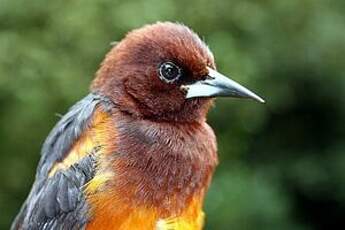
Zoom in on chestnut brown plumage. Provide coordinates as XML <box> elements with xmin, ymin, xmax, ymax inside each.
<box><xmin>92</xmin><ymin>22</ymin><xmax>216</xmax><ymax>122</ymax></box>
<box><xmin>12</xmin><ymin>22</ymin><xmax>264</xmax><ymax>230</ymax></box>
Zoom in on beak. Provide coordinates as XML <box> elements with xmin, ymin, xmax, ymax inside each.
<box><xmin>183</xmin><ymin>67</ymin><xmax>265</xmax><ymax>103</ymax></box>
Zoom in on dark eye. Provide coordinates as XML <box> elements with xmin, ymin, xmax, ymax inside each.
<box><xmin>158</xmin><ymin>62</ymin><xmax>182</xmax><ymax>83</ymax></box>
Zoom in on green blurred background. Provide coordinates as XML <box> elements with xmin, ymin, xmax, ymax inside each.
<box><xmin>1</xmin><ymin>0</ymin><xmax>344</xmax><ymax>229</ymax></box>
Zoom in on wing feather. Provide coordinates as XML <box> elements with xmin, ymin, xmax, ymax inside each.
<box><xmin>11</xmin><ymin>93</ymin><xmax>113</xmax><ymax>230</ymax></box>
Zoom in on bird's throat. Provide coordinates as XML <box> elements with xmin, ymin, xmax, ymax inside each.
<box><xmin>86</xmin><ymin>111</ymin><xmax>218</xmax><ymax>229</ymax></box>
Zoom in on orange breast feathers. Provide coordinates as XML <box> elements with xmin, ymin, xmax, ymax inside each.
<box><xmin>83</xmin><ymin>117</ymin><xmax>217</xmax><ymax>230</ymax></box>
<box><xmin>85</xmin><ymin>193</ymin><xmax>206</xmax><ymax>230</ymax></box>
<box><xmin>85</xmin><ymin>159</ymin><xmax>208</xmax><ymax>230</ymax></box>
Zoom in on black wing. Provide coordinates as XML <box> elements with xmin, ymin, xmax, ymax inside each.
<box><xmin>11</xmin><ymin>93</ymin><xmax>112</xmax><ymax>230</ymax></box>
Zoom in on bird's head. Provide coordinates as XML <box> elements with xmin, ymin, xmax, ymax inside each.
<box><xmin>92</xmin><ymin>22</ymin><xmax>264</xmax><ymax>122</ymax></box>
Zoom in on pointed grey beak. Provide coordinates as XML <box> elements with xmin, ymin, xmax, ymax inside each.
<box><xmin>183</xmin><ymin>67</ymin><xmax>265</xmax><ymax>103</ymax></box>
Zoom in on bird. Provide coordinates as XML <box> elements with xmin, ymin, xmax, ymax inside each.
<box><xmin>11</xmin><ymin>22</ymin><xmax>264</xmax><ymax>230</ymax></box>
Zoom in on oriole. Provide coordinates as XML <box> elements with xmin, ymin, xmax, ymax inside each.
<box><xmin>12</xmin><ymin>22</ymin><xmax>264</xmax><ymax>230</ymax></box>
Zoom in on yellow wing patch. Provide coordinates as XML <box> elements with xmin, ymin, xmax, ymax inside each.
<box><xmin>48</xmin><ymin>109</ymin><xmax>114</xmax><ymax>177</ymax></box>
<box><xmin>84</xmin><ymin>171</ymin><xmax>113</xmax><ymax>194</ymax></box>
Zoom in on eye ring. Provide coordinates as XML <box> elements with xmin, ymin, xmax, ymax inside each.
<box><xmin>158</xmin><ymin>61</ymin><xmax>182</xmax><ymax>83</ymax></box>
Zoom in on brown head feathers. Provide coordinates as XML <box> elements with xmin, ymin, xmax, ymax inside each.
<box><xmin>91</xmin><ymin>22</ymin><xmax>215</xmax><ymax>123</ymax></box>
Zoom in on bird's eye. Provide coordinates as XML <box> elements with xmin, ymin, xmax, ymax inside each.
<box><xmin>158</xmin><ymin>62</ymin><xmax>182</xmax><ymax>83</ymax></box>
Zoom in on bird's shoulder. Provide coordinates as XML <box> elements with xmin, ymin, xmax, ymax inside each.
<box><xmin>37</xmin><ymin>93</ymin><xmax>115</xmax><ymax>178</ymax></box>
<box><xmin>11</xmin><ymin>93</ymin><xmax>116</xmax><ymax>230</ymax></box>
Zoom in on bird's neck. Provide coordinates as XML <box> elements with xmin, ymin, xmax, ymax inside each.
<box><xmin>114</xmin><ymin>112</ymin><xmax>218</xmax><ymax>214</ymax></box>
<box><xmin>85</xmin><ymin>111</ymin><xmax>218</xmax><ymax>229</ymax></box>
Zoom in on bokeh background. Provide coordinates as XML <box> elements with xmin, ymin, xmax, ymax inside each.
<box><xmin>1</xmin><ymin>0</ymin><xmax>344</xmax><ymax>229</ymax></box>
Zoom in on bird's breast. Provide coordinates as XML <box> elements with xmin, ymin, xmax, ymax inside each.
<box><xmin>86</xmin><ymin>112</ymin><xmax>218</xmax><ymax>229</ymax></box>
